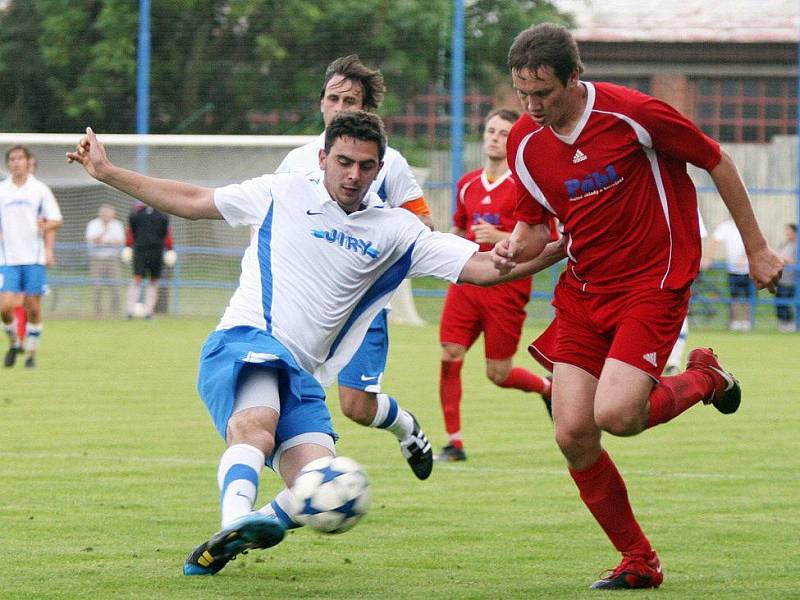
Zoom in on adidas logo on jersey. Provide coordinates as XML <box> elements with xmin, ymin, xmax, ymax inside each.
<box><xmin>572</xmin><ymin>149</ymin><xmax>588</xmax><ymax>164</ymax></box>
<box><xmin>481</xmin><ymin>196</ymin><xmax>492</xmax><ymax>205</ymax></box>
<box><xmin>642</xmin><ymin>352</ymin><xmax>658</xmax><ymax>367</ymax></box>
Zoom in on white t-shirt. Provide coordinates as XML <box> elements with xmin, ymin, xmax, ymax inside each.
<box><xmin>712</xmin><ymin>220</ymin><xmax>748</xmax><ymax>275</ymax></box>
<box><xmin>0</xmin><ymin>175</ymin><xmax>62</xmax><ymax>266</ymax></box>
<box><xmin>213</xmin><ymin>173</ymin><xmax>476</xmax><ymax>386</ymax></box>
<box><xmin>85</xmin><ymin>217</ymin><xmax>126</xmax><ymax>258</ymax></box>
<box><xmin>276</xmin><ymin>133</ymin><xmax>424</xmax><ymax>208</ymax></box>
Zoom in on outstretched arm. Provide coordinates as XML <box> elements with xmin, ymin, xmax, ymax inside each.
<box><xmin>459</xmin><ymin>237</ymin><xmax>566</xmax><ymax>286</ymax></box>
<box><xmin>710</xmin><ymin>150</ymin><xmax>783</xmax><ymax>292</ymax></box>
<box><xmin>67</xmin><ymin>128</ymin><xmax>222</xmax><ymax>221</ymax></box>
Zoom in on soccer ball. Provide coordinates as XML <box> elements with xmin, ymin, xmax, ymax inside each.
<box><xmin>290</xmin><ymin>455</ymin><xmax>370</xmax><ymax>534</ymax></box>
<box><xmin>131</xmin><ymin>302</ymin><xmax>148</xmax><ymax>318</ymax></box>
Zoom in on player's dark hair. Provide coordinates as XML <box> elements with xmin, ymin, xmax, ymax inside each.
<box><xmin>324</xmin><ymin>111</ymin><xmax>386</xmax><ymax>160</ymax></box>
<box><xmin>5</xmin><ymin>144</ymin><xmax>32</xmax><ymax>163</ymax></box>
<box><xmin>789</xmin><ymin>223</ymin><xmax>797</xmax><ymax>233</ymax></box>
<box><xmin>486</xmin><ymin>108</ymin><xmax>520</xmax><ymax>125</ymax></box>
<box><xmin>508</xmin><ymin>23</ymin><xmax>584</xmax><ymax>86</ymax></box>
<box><xmin>320</xmin><ymin>54</ymin><xmax>386</xmax><ymax>112</ymax></box>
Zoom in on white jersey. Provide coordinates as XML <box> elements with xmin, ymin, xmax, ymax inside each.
<box><xmin>85</xmin><ymin>217</ymin><xmax>126</xmax><ymax>259</ymax></box>
<box><xmin>712</xmin><ymin>220</ymin><xmax>748</xmax><ymax>275</ymax></box>
<box><xmin>276</xmin><ymin>133</ymin><xmax>424</xmax><ymax>208</ymax></box>
<box><xmin>0</xmin><ymin>174</ymin><xmax>62</xmax><ymax>266</ymax></box>
<box><xmin>214</xmin><ymin>173</ymin><xmax>476</xmax><ymax>386</ymax></box>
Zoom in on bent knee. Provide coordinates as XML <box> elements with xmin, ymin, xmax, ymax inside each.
<box><xmin>594</xmin><ymin>405</ymin><xmax>643</xmax><ymax>437</ymax></box>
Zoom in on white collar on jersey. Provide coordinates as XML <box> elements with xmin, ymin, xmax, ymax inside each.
<box><xmin>551</xmin><ymin>81</ymin><xmax>596</xmax><ymax>146</ymax></box>
<box><xmin>314</xmin><ymin>178</ymin><xmax>383</xmax><ymax>213</ymax></box>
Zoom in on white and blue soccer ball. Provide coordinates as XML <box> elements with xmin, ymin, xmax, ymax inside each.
<box><xmin>290</xmin><ymin>455</ymin><xmax>370</xmax><ymax>534</ymax></box>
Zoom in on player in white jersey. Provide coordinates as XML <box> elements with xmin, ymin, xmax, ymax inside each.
<box><xmin>69</xmin><ymin>112</ymin><xmax>564</xmax><ymax>576</ymax></box>
<box><xmin>276</xmin><ymin>55</ymin><xmax>437</xmax><ymax>480</ymax></box>
<box><xmin>1</xmin><ymin>145</ymin><xmax>63</xmax><ymax>369</ymax></box>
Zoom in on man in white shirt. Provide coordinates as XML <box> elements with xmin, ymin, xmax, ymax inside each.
<box><xmin>85</xmin><ymin>203</ymin><xmax>126</xmax><ymax>315</ymax></box>
<box><xmin>1</xmin><ymin>145</ymin><xmax>63</xmax><ymax>368</ymax></box>
<box><xmin>69</xmin><ymin>112</ymin><xmax>564</xmax><ymax>576</ymax></box>
<box><xmin>277</xmin><ymin>55</ymin><xmax>437</xmax><ymax>480</ymax></box>
<box><xmin>706</xmin><ymin>219</ymin><xmax>752</xmax><ymax>331</ymax></box>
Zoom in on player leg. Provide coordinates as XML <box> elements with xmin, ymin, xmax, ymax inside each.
<box><xmin>482</xmin><ymin>287</ymin><xmax>551</xmax><ymax>418</ymax></box>
<box><xmin>143</xmin><ymin>249</ymin><xmax>163</xmax><ymax>318</ymax></box>
<box><xmin>184</xmin><ymin>363</ymin><xmax>287</xmax><ymax>576</ymax></box>
<box><xmin>18</xmin><ymin>265</ymin><xmax>47</xmax><ymax>368</ymax></box>
<box><xmin>338</xmin><ymin>310</ymin><xmax>432</xmax><ymax>480</ymax></box>
<box><xmin>437</xmin><ymin>343</ymin><xmax>469</xmax><ymax>461</ymax></box>
<box><xmin>1</xmin><ymin>267</ymin><xmax>23</xmax><ymax>367</ymax></box>
<box><xmin>548</xmin><ymin>285</ymin><xmax>661</xmax><ymax>589</ymax></box>
<box><xmin>437</xmin><ymin>284</ymin><xmax>480</xmax><ymax>461</ymax></box>
<box><xmin>256</xmin><ymin>371</ymin><xmax>339</xmax><ymax>531</ymax></box>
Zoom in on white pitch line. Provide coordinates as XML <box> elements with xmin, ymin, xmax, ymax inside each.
<box><xmin>0</xmin><ymin>451</ymin><xmax>797</xmax><ymax>481</ymax></box>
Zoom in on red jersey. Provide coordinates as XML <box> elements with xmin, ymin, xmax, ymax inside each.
<box><xmin>454</xmin><ymin>168</ymin><xmax>531</xmax><ymax>294</ymax></box>
<box><xmin>454</xmin><ymin>168</ymin><xmax>519</xmax><ymax>252</ymax></box>
<box><xmin>509</xmin><ymin>81</ymin><xmax>721</xmax><ymax>293</ymax></box>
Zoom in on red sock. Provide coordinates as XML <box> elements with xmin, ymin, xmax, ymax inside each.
<box><xmin>15</xmin><ymin>306</ymin><xmax>26</xmax><ymax>341</ymax></box>
<box><xmin>646</xmin><ymin>370</ymin><xmax>715</xmax><ymax>429</ymax></box>
<box><xmin>569</xmin><ymin>450</ymin><xmax>652</xmax><ymax>557</ymax></box>
<box><xmin>498</xmin><ymin>367</ymin><xmax>548</xmax><ymax>394</ymax></box>
<box><xmin>440</xmin><ymin>360</ymin><xmax>463</xmax><ymax>447</ymax></box>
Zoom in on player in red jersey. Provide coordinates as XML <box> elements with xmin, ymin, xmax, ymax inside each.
<box><xmin>493</xmin><ymin>24</ymin><xmax>784</xmax><ymax>590</ymax></box>
<box><xmin>436</xmin><ymin>109</ymin><xmax>553</xmax><ymax>462</ymax></box>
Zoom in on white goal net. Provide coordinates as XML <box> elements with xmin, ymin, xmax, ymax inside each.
<box><xmin>0</xmin><ymin>133</ymin><xmax>428</xmax><ymax>322</ymax></box>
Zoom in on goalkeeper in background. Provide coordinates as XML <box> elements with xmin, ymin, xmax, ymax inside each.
<box><xmin>125</xmin><ymin>201</ymin><xmax>173</xmax><ymax>319</ymax></box>
<box><xmin>276</xmin><ymin>55</ymin><xmax>435</xmax><ymax>480</ymax></box>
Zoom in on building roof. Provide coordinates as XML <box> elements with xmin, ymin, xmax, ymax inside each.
<box><xmin>554</xmin><ymin>0</ymin><xmax>800</xmax><ymax>42</ymax></box>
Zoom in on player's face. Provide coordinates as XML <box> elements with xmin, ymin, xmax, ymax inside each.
<box><xmin>6</xmin><ymin>149</ymin><xmax>31</xmax><ymax>178</ymax></box>
<box><xmin>319</xmin><ymin>137</ymin><xmax>383</xmax><ymax>213</ymax></box>
<box><xmin>483</xmin><ymin>115</ymin><xmax>514</xmax><ymax>161</ymax></box>
<box><xmin>321</xmin><ymin>75</ymin><xmax>365</xmax><ymax>127</ymax></box>
<box><xmin>512</xmin><ymin>66</ymin><xmax>580</xmax><ymax>129</ymax></box>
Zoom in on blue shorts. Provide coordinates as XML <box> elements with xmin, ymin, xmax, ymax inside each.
<box><xmin>1</xmin><ymin>264</ymin><xmax>47</xmax><ymax>295</ymax></box>
<box><xmin>197</xmin><ymin>326</ymin><xmax>337</xmax><ymax>465</ymax></box>
<box><xmin>727</xmin><ymin>273</ymin><xmax>753</xmax><ymax>299</ymax></box>
<box><xmin>338</xmin><ymin>309</ymin><xmax>389</xmax><ymax>392</ymax></box>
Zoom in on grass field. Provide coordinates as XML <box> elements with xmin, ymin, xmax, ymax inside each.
<box><xmin>2</xmin><ymin>317</ymin><xmax>798</xmax><ymax>599</ymax></box>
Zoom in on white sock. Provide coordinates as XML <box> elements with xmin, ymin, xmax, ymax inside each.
<box><xmin>217</xmin><ymin>443</ymin><xmax>265</xmax><ymax>528</ymax></box>
<box><xmin>370</xmin><ymin>393</ymin><xmax>414</xmax><ymax>441</ymax></box>
<box><xmin>24</xmin><ymin>323</ymin><xmax>42</xmax><ymax>353</ymax></box>
<box><xmin>144</xmin><ymin>284</ymin><xmax>158</xmax><ymax>315</ymax></box>
<box><xmin>257</xmin><ymin>488</ymin><xmax>302</xmax><ymax>530</ymax></box>
<box><xmin>4</xmin><ymin>319</ymin><xmax>19</xmax><ymax>347</ymax></box>
<box><xmin>127</xmin><ymin>283</ymin><xmax>141</xmax><ymax>314</ymax></box>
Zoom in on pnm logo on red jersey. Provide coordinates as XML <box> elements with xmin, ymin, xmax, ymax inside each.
<box><xmin>564</xmin><ymin>165</ymin><xmax>622</xmax><ymax>200</ymax></box>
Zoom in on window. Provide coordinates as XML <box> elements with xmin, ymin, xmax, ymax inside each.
<box><xmin>692</xmin><ymin>78</ymin><xmax>797</xmax><ymax>142</ymax></box>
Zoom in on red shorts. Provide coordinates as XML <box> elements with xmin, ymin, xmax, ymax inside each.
<box><xmin>439</xmin><ymin>281</ymin><xmax>530</xmax><ymax>360</ymax></box>
<box><xmin>528</xmin><ymin>282</ymin><xmax>689</xmax><ymax>379</ymax></box>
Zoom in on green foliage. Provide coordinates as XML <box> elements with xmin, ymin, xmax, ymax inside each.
<box><xmin>1</xmin><ymin>318</ymin><xmax>798</xmax><ymax>598</ymax></box>
<box><xmin>0</xmin><ymin>0</ymin><xmax>568</xmax><ymax>134</ymax></box>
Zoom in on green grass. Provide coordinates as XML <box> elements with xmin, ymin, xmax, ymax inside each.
<box><xmin>1</xmin><ymin>317</ymin><xmax>798</xmax><ymax>599</ymax></box>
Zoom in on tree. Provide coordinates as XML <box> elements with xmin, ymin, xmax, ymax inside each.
<box><xmin>0</xmin><ymin>0</ymin><xmax>569</xmax><ymax>134</ymax></box>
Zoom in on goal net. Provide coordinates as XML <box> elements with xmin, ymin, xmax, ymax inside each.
<box><xmin>0</xmin><ymin>133</ymin><xmax>429</xmax><ymax>322</ymax></box>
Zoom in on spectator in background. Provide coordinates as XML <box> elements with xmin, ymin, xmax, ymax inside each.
<box><xmin>85</xmin><ymin>203</ymin><xmax>125</xmax><ymax>315</ymax></box>
<box><xmin>776</xmin><ymin>223</ymin><xmax>796</xmax><ymax>332</ymax></box>
<box><xmin>705</xmin><ymin>219</ymin><xmax>752</xmax><ymax>331</ymax></box>
<box><xmin>126</xmin><ymin>201</ymin><xmax>172</xmax><ymax>319</ymax></box>
<box><xmin>436</xmin><ymin>108</ymin><xmax>553</xmax><ymax>463</ymax></box>
<box><xmin>0</xmin><ymin>144</ymin><xmax>63</xmax><ymax>368</ymax></box>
